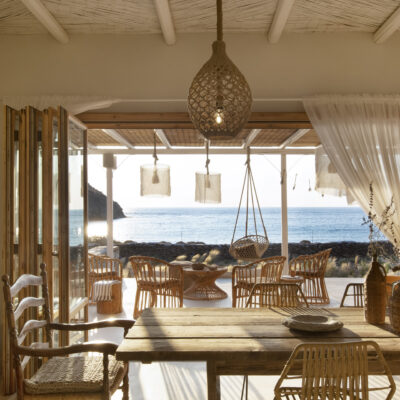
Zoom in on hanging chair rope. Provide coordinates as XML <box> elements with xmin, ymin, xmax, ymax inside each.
<box><xmin>230</xmin><ymin>147</ymin><xmax>269</xmax><ymax>259</ymax></box>
<box><xmin>231</xmin><ymin>164</ymin><xmax>248</xmax><ymax>247</ymax></box>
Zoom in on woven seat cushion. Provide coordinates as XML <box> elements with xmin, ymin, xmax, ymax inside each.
<box><xmin>24</xmin><ymin>356</ymin><xmax>124</xmax><ymax>395</ymax></box>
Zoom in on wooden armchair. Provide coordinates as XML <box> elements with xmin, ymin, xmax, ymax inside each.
<box><xmin>232</xmin><ymin>256</ymin><xmax>286</xmax><ymax>308</ymax></box>
<box><xmin>2</xmin><ymin>264</ymin><xmax>135</xmax><ymax>400</ymax></box>
<box><xmin>289</xmin><ymin>248</ymin><xmax>331</xmax><ymax>304</ymax></box>
<box><xmin>274</xmin><ymin>341</ymin><xmax>396</xmax><ymax>400</ymax></box>
<box><xmin>88</xmin><ymin>254</ymin><xmax>123</xmax><ymax>313</ymax></box>
<box><xmin>129</xmin><ymin>256</ymin><xmax>183</xmax><ymax>319</ymax></box>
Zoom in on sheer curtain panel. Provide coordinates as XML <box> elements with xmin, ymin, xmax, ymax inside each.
<box><xmin>304</xmin><ymin>95</ymin><xmax>400</xmax><ymax>247</ymax></box>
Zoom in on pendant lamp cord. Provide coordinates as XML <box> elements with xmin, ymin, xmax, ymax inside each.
<box><xmin>153</xmin><ymin>132</ymin><xmax>158</xmax><ymax>166</ymax></box>
<box><xmin>205</xmin><ymin>140</ymin><xmax>210</xmax><ymax>176</ymax></box>
<box><xmin>217</xmin><ymin>0</ymin><xmax>223</xmax><ymax>41</ymax></box>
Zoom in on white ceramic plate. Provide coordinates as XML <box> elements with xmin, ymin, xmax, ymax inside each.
<box><xmin>283</xmin><ymin>314</ymin><xmax>343</xmax><ymax>332</ymax></box>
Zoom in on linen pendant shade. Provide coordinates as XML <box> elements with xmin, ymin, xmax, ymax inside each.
<box><xmin>195</xmin><ymin>140</ymin><xmax>221</xmax><ymax>203</ymax></box>
<box><xmin>140</xmin><ymin>133</ymin><xmax>171</xmax><ymax>197</ymax></box>
<box><xmin>187</xmin><ymin>0</ymin><xmax>252</xmax><ymax>140</ymax></box>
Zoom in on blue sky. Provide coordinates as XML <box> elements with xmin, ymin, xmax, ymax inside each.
<box><xmin>88</xmin><ymin>154</ymin><xmax>350</xmax><ymax>209</ymax></box>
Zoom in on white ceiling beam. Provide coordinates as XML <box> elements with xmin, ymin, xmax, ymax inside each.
<box><xmin>279</xmin><ymin>128</ymin><xmax>310</xmax><ymax>149</ymax></box>
<box><xmin>154</xmin><ymin>129</ymin><xmax>172</xmax><ymax>148</ymax></box>
<box><xmin>243</xmin><ymin>129</ymin><xmax>262</xmax><ymax>148</ymax></box>
<box><xmin>153</xmin><ymin>0</ymin><xmax>176</xmax><ymax>45</ymax></box>
<box><xmin>268</xmin><ymin>0</ymin><xmax>296</xmax><ymax>44</ymax></box>
<box><xmin>20</xmin><ymin>0</ymin><xmax>69</xmax><ymax>44</ymax></box>
<box><xmin>102</xmin><ymin>129</ymin><xmax>135</xmax><ymax>149</ymax></box>
<box><xmin>374</xmin><ymin>6</ymin><xmax>400</xmax><ymax>44</ymax></box>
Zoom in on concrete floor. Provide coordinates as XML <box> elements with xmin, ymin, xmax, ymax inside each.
<box><xmin>85</xmin><ymin>277</ymin><xmax>399</xmax><ymax>399</ymax></box>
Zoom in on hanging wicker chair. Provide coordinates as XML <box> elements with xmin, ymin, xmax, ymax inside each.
<box><xmin>230</xmin><ymin>149</ymin><xmax>269</xmax><ymax>261</ymax></box>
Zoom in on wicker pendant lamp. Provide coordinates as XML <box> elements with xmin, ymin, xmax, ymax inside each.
<box><xmin>188</xmin><ymin>0</ymin><xmax>252</xmax><ymax>140</ymax></box>
<box><xmin>195</xmin><ymin>140</ymin><xmax>221</xmax><ymax>204</ymax></box>
<box><xmin>140</xmin><ymin>133</ymin><xmax>171</xmax><ymax>197</ymax></box>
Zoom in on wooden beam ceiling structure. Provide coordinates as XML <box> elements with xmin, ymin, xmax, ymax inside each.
<box><xmin>102</xmin><ymin>128</ymin><xmax>135</xmax><ymax>149</ymax></box>
<box><xmin>19</xmin><ymin>0</ymin><xmax>69</xmax><ymax>43</ymax></box>
<box><xmin>374</xmin><ymin>4</ymin><xmax>400</xmax><ymax>43</ymax></box>
<box><xmin>279</xmin><ymin>128</ymin><xmax>310</xmax><ymax>149</ymax></box>
<box><xmin>153</xmin><ymin>0</ymin><xmax>176</xmax><ymax>45</ymax></box>
<box><xmin>268</xmin><ymin>0</ymin><xmax>296</xmax><ymax>44</ymax></box>
<box><xmin>78</xmin><ymin>112</ymin><xmax>312</xmax><ymax>130</ymax></box>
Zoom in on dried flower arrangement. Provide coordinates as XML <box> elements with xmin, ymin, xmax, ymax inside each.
<box><xmin>363</xmin><ymin>183</ymin><xmax>400</xmax><ymax>268</ymax></box>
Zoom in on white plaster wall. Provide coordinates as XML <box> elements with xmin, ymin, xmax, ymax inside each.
<box><xmin>0</xmin><ymin>32</ymin><xmax>399</xmax><ymax>112</ymax></box>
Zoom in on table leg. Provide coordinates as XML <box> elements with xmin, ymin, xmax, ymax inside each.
<box><xmin>207</xmin><ymin>361</ymin><xmax>221</xmax><ymax>400</ymax></box>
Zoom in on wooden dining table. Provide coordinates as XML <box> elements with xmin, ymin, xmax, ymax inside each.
<box><xmin>116</xmin><ymin>307</ymin><xmax>400</xmax><ymax>400</ymax></box>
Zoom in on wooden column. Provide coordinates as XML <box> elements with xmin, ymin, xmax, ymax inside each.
<box><xmin>281</xmin><ymin>154</ymin><xmax>289</xmax><ymax>273</ymax></box>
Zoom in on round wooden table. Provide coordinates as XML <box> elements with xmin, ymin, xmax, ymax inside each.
<box><xmin>182</xmin><ymin>265</ymin><xmax>228</xmax><ymax>301</ymax></box>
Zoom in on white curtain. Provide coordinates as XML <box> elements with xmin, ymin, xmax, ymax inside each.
<box><xmin>304</xmin><ymin>95</ymin><xmax>400</xmax><ymax>247</ymax></box>
<box><xmin>315</xmin><ymin>146</ymin><xmax>353</xmax><ymax>203</ymax></box>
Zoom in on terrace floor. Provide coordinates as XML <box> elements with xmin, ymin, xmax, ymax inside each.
<box><xmin>86</xmin><ymin>277</ymin><xmax>400</xmax><ymax>399</ymax></box>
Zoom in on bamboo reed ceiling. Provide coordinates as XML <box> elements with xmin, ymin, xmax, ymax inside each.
<box><xmin>87</xmin><ymin>128</ymin><xmax>320</xmax><ymax>148</ymax></box>
<box><xmin>1</xmin><ymin>0</ymin><xmax>399</xmax><ymax>35</ymax></box>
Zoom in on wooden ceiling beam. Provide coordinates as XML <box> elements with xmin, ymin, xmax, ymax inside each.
<box><xmin>243</xmin><ymin>129</ymin><xmax>261</xmax><ymax>147</ymax></box>
<box><xmin>154</xmin><ymin>129</ymin><xmax>171</xmax><ymax>148</ymax></box>
<box><xmin>102</xmin><ymin>129</ymin><xmax>135</xmax><ymax>149</ymax></box>
<box><xmin>78</xmin><ymin>112</ymin><xmax>312</xmax><ymax>130</ymax></box>
<box><xmin>279</xmin><ymin>128</ymin><xmax>310</xmax><ymax>149</ymax></box>
<box><xmin>268</xmin><ymin>0</ymin><xmax>296</xmax><ymax>44</ymax></box>
<box><xmin>374</xmin><ymin>5</ymin><xmax>400</xmax><ymax>44</ymax></box>
<box><xmin>153</xmin><ymin>0</ymin><xmax>176</xmax><ymax>45</ymax></box>
<box><xmin>20</xmin><ymin>0</ymin><xmax>69</xmax><ymax>44</ymax></box>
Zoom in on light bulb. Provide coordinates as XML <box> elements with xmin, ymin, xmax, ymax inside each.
<box><xmin>215</xmin><ymin>108</ymin><xmax>223</xmax><ymax>125</ymax></box>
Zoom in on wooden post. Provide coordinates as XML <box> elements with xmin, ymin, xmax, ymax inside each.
<box><xmin>206</xmin><ymin>360</ymin><xmax>221</xmax><ymax>400</ymax></box>
<box><xmin>281</xmin><ymin>154</ymin><xmax>289</xmax><ymax>273</ymax></box>
<box><xmin>103</xmin><ymin>154</ymin><xmax>116</xmax><ymax>258</ymax></box>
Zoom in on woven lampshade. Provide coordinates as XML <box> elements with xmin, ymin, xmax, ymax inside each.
<box><xmin>195</xmin><ymin>172</ymin><xmax>221</xmax><ymax>204</ymax></box>
<box><xmin>188</xmin><ymin>0</ymin><xmax>252</xmax><ymax>140</ymax></box>
<box><xmin>140</xmin><ymin>164</ymin><xmax>171</xmax><ymax>197</ymax></box>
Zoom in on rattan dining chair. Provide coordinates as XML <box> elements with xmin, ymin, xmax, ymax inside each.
<box><xmin>88</xmin><ymin>254</ymin><xmax>123</xmax><ymax>305</ymax></box>
<box><xmin>289</xmin><ymin>248</ymin><xmax>331</xmax><ymax>305</ymax></box>
<box><xmin>340</xmin><ymin>282</ymin><xmax>364</xmax><ymax>307</ymax></box>
<box><xmin>129</xmin><ymin>256</ymin><xmax>183</xmax><ymax>319</ymax></box>
<box><xmin>274</xmin><ymin>341</ymin><xmax>396</xmax><ymax>399</ymax></box>
<box><xmin>245</xmin><ymin>282</ymin><xmax>309</xmax><ymax>308</ymax></box>
<box><xmin>232</xmin><ymin>256</ymin><xmax>286</xmax><ymax>308</ymax></box>
<box><xmin>2</xmin><ymin>263</ymin><xmax>135</xmax><ymax>400</ymax></box>
<box><xmin>240</xmin><ymin>283</ymin><xmax>309</xmax><ymax>400</ymax></box>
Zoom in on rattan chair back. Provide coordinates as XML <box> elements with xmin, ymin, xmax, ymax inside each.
<box><xmin>340</xmin><ymin>282</ymin><xmax>364</xmax><ymax>307</ymax></box>
<box><xmin>232</xmin><ymin>256</ymin><xmax>285</xmax><ymax>308</ymax></box>
<box><xmin>274</xmin><ymin>341</ymin><xmax>396</xmax><ymax>400</ymax></box>
<box><xmin>129</xmin><ymin>256</ymin><xmax>183</xmax><ymax>318</ymax></box>
<box><xmin>289</xmin><ymin>248</ymin><xmax>331</xmax><ymax>304</ymax></box>
<box><xmin>246</xmin><ymin>283</ymin><xmax>309</xmax><ymax>308</ymax></box>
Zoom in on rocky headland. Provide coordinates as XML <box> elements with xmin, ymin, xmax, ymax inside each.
<box><xmin>88</xmin><ymin>184</ymin><xmax>126</xmax><ymax>221</ymax></box>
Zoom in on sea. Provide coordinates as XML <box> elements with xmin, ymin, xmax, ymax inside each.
<box><xmin>86</xmin><ymin>207</ymin><xmax>371</xmax><ymax>245</ymax></box>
